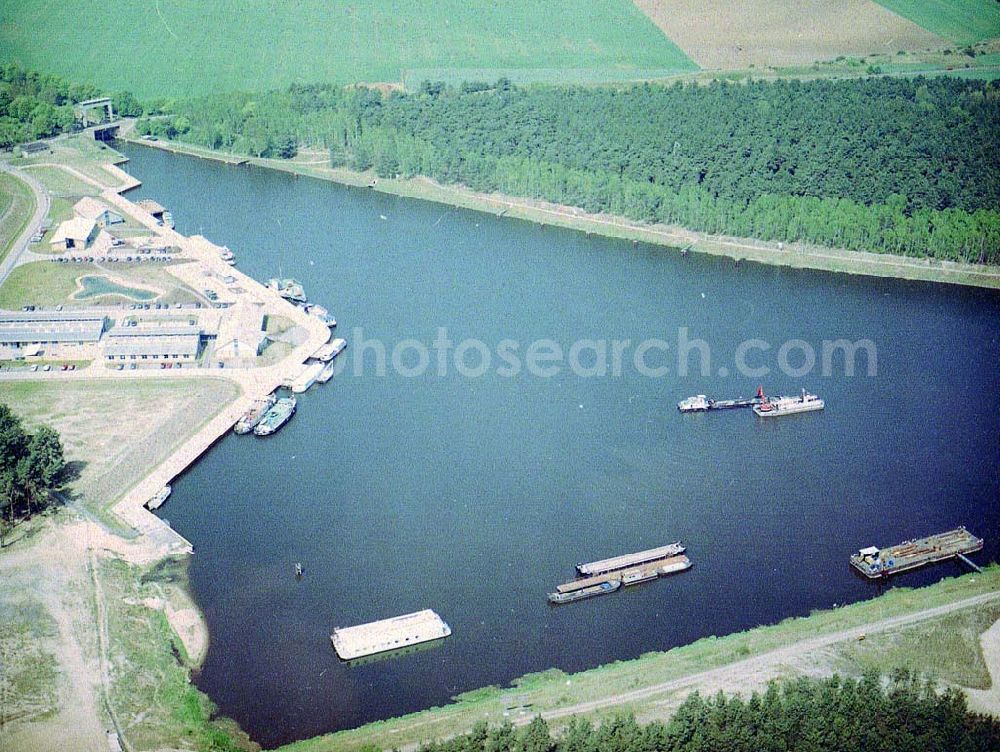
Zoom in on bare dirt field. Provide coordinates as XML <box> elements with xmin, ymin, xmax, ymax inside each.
<box><xmin>634</xmin><ymin>0</ymin><xmax>947</xmax><ymax>69</ymax></box>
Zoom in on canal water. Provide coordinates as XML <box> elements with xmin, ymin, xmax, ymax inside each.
<box><xmin>119</xmin><ymin>144</ymin><xmax>1000</xmax><ymax>748</ymax></box>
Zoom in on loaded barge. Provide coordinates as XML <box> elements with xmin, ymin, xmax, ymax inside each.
<box><xmin>850</xmin><ymin>527</ymin><xmax>983</xmax><ymax>579</ymax></box>
<box><xmin>331</xmin><ymin>609</ymin><xmax>451</xmax><ymax>660</ymax></box>
<box><xmin>678</xmin><ymin>392</ymin><xmax>761</xmax><ymax>412</ymax></box>
<box><xmin>549</xmin><ymin>544</ymin><xmax>692</xmax><ymax>604</ymax></box>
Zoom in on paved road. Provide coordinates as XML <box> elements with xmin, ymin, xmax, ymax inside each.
<box><xmin>0</xmin><ymin>162</ymin><xmax>49</xmax><ymax>287</ymax></box>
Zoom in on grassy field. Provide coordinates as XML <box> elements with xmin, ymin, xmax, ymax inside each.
<box><xmin>874</xmin><ymin>0</ymin><xmax>1000</xmax><ymax>45</ymax></box>
<box><xmin>20</xmin><ymin>165</ymin><xmax>100</xmax><ymax>198</ymax></box>
<box><xmin>0</xmin><ymin>591</ymin><xmax>60</xmax><ymax>727</ymax></box>
<box><xmin>0</xmin><ymin>1</ymin><xmax>696</xmax><ymax>98</ymax></box>
<box><xmin>0</xmin><ymin>378</ymin><xmax>239</xmax><ymax>514</ymax></box>
<box><xmin>0</xmin><ymin>170</ymin><xmax>36</xmax><ymax>264</ymax></box>
<box><xmin>0</xmin><ymin>261</ymin><xmax>100</xmax><ymax>308</ymax></box>
<box><xmin>833</xmin><ymin>602</ymin><xmax>1000</xmax><ymax>689</ymax></box>
<box><xmin>0</xmin><ymin>260</ymin><xmax>201</xmax><ymax>309</ymax></box>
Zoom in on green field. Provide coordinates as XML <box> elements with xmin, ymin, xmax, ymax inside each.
<box><xmin>874</xmin><ymin>0</ymin><xmax>1000</xmax><ymax>45</ymax></box>
<box><xmin>0</xmin><ymin>1</ymin><xmax>696</xmax><ymax>98</ymax></box>
<box><xmin>0</xmin><ymin>171</ymin><xmax>36</xmax><ymax>264</ymax></box>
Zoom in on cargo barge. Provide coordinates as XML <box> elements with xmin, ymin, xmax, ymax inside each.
<box><xmin>577</xmin><ymin>542</ymin><xmax>685</xmax><ymax>576</ymax></box>
<box><xmin>678</xmin><ymin>391</ymin><xmax>761</xmax><ymax>412</ymax></box>
<box><xmin>548</xmin><ymin>580</ymin><xmax>621</xmax><ymax>604</ymax></box>
<box><xmin>850</xmin><ymin>527</ymin><xmax>983</xmax><ymax>579</ymax></box>
<box><xmin>549</xmin><ymin>554</ymin><xmax>692</xmax><ymax>603</ymax></box>
<box><xmin>331</xmin><ymin>609</ymin><xmax>451</xmax><ymax>660</ymax></box>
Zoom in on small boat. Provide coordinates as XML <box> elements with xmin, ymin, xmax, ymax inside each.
<box><xmin>677</xmin><ymin>394</ymin><xmax>710</xmax><ymax>412</ymax></box>
<box><xmin>295</xmin><ymin>562</ymin><xmax>303</xmax><ymax>577</ymax></box>
<box><xmin>162</xmin><ymin>211</ymin><xmax>175</xmax><ymax>229</ymax></box>
<box><xmin>318</xmin><ymin>312</ymin><xmax>337</xmax><ymax>328</ymax></box>
<box><xmin>267</xmin><ymin>278</ymin><xmax>307</xmax><ymax>303</ymax></box>
<box><xmin>312</xmin><ymin>337</ymin><xmax>347</xmax><ymax>362</ymax></box>
<box><xmin>316</xmin><ymin>360</ymin><xmax>336</xmax><ymax>384</ymax></box>
<box><xmin>145</xmin><ymin>485</ymin><xmax>171</xmax><ymax>510</ymax></box>
<box><xmin>305</xmin><ymin>303</ymin><xmax>328</xmax><ymax>317</ymax></box>
<box><xmin>548</xmin><ymin>580</ymin><xmax>620</xmax><ymax>604</ymax></box>
<box><xmin>753</xmin><ymin>388</ymin><xmax>824</xmax><ymax>417</ymax></box>
<box><xmin>291</xmin><ymin>362</ymin><xmax>325</xmax><ymax>393</ymax></box>
<box><xmin>254</xmin><ymin>396</ymin><xmax>297</xmax><ymax>436</ymax></box>
<box><xmin>234</xmin><ymin>394</ymin><xmax>277</xmax><ymax>434</ymax></box>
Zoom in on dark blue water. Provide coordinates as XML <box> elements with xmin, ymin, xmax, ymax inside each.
<box><xmin>119</xmin><ymin>144</ymin><xmax>1000</xmax><ymax>748</ymax></box>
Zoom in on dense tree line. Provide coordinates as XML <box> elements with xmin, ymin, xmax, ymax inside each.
<box><xmin>411</xmin><ymin>672</ymin><xmax>1000</xmax><ymax>752</ymax></box>
<box><xmin>0</xmin><ymin>63</ymin><xmax>147</xmax><ymax>148</ymax></box>
<box><xmin>0</xmin><ymin>403</ymin><xmax>65</xmax><ymax>546</ymax></box>
<box><xmin>153</xmin><ymin>76</ymin><xmax>1000</xmax><ymax>262</ymax></box>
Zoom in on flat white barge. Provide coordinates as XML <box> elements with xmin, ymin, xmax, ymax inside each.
<box><xmin>331</xmin><ymin>609</ymin><xmax>451</xmax><ymax>660</ymax></box>
<box><xmin>753</xmin><ymin>388</ymin><xmax>824</xmax><ymax>417</ymax></box>
<box><xmin>577</xmin><ymin>542</ymin><xmax>685</xmax><ymax>576</ymax></box>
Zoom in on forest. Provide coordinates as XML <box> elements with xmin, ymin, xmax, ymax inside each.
<box><xmin>145</xmin><ymin>76</ymin><xmax>1000</xmax><ymax>263</ymax></box>
<box><xmin>0</xmin><ymin>402</ymin><xmax>65</xmax><ymax>546</ymax></box>
<box><xmin>412</xmin><ymin>672</ymin><xmax>1000</xmax><ymax>752</ymax></box>
<box><xmin>0</xmin><ymin>63</ymin><xmax>143</xmax><ymax>148</ymax></box>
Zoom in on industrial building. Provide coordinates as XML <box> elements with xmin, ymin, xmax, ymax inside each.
<box><xmin>102</xmin><ymin>323</ymin><xmax>202</xmax><ymax>362</ymax></box>
<box><xmin>0</xmin><ymin>310</ymin><xmax>107</xmax><ymax>358</ymax></box>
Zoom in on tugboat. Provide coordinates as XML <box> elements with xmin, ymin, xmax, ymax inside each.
<box><xmin>234</xmin><ymin>393</ymin><xmax>277</xmax><ymax>434</ymax></box>
<box><xmin>254</xmin><ymin>396</ymin><xmax>297</xmax><ymax>436</ymax></box>
<box><xmin>753</xmin><ymin>387</ymin><xmax>824</xmax><ymax>417</ymax></box>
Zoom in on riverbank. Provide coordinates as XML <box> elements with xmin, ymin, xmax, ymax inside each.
<box><xmin>283</xmin><ymin>567</ymin><xmax>1000</xmax><ymax>752</ymax></box>
<box><xmin>124</xmin><ymin>136</ymin><xmax>1000</xmax><ymax>290</ymax></box>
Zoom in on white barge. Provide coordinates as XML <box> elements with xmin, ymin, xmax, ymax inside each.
<box><xmin>753</xmin><ymin>388</ymin><xmax>824</xmax><ymax>417</ymax></box>
<box><xmin>331</xmin><ymin>609</ymin><xmax>451</xmax><ymax>660</ymax></box>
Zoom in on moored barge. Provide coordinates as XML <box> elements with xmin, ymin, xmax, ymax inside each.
<box><xmin>548</xmin><ymin>580</ymin><xmax>621</xmax><ymax>604</ymax></box>
<box><xmin>331</xmin><ymin>609</ymin><xmax>451</xmax><ymax>660</ymax></box>
<box><xmin>577</xmin><ymin>542</ymin><xmax>685</xmax><ymax>576</ymax></box>
<box><xmin>850</xmin><ymin>526</ymin><xmax>983</xmax><ymax>579</ymax></box>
